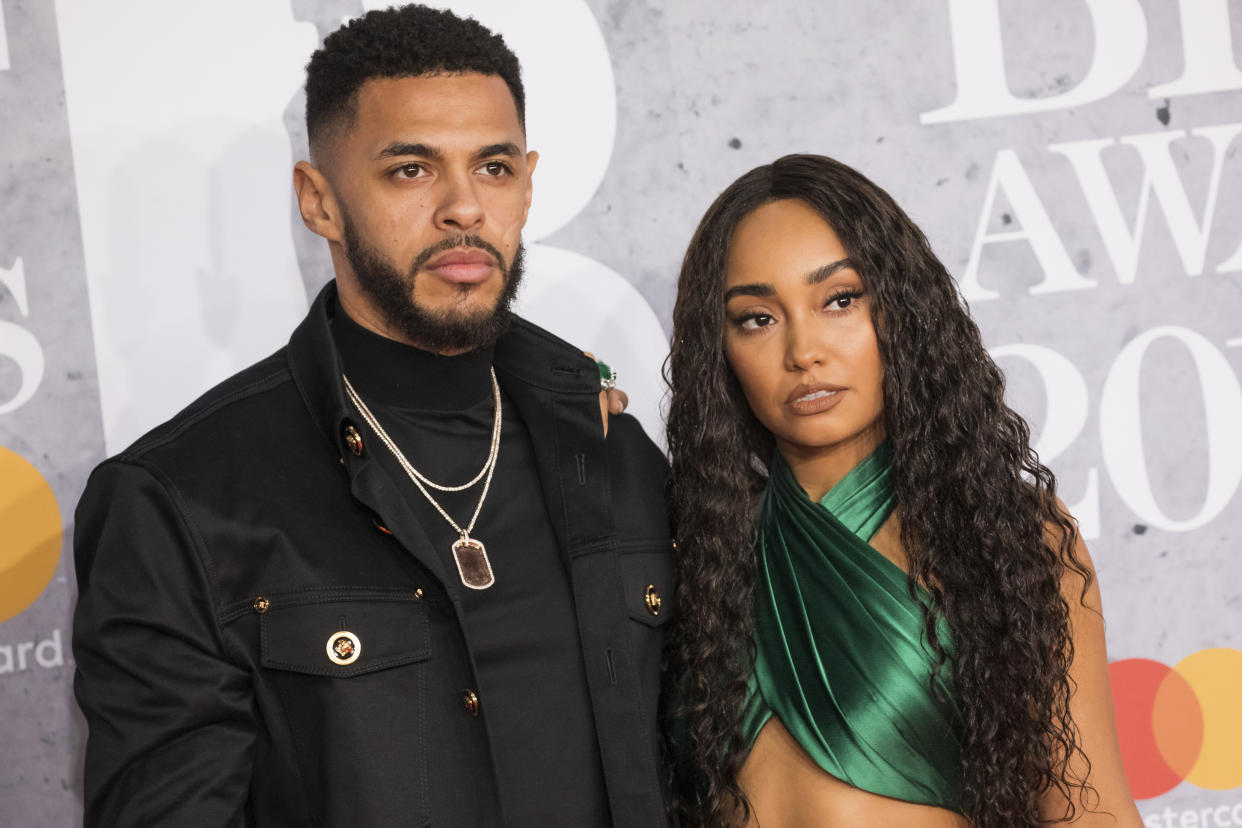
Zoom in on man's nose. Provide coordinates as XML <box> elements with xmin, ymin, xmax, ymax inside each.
<box><xmin>433</xmin><ymin>171</ymin><xmax>485</xmax><ymax>232</ymax></box>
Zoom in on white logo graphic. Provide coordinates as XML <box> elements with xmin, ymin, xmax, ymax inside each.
<box><xmin>0</xmin><ymin>2</ymin><xmax>10</xmax><ymax>72</ymax></box>
<box><xmin>0</xmin><ymin>258</ymin><xmax>45</xmax><ymax>415</ymax></box>
<box><xmin>993</xmin><ymin>326</ymin><xmax>1242</xmax><ymax>540</ymax></box>
<box><xmin>922</xmin><ymin>0</ymin><xmax>1242</xmax><ymax>123</ymax></box>
<box><xmin>56</xmin><ymin>0</ymin><xmax>667</xmax><ymax>451</ymax></box>
<box><xmin>1100</xmin><ymin>327</ymin><xmax>1242</xmax><ymax>533</ymax></box>
<box><xmin>1048</xmin><ymin>126</ymin><xmax>1242</xmax><ymax>282</ymax></box>
<box><xmin>960</xmin><ymin>125</ymin><xmax>1242</xmax><ymax>302</ymax></box>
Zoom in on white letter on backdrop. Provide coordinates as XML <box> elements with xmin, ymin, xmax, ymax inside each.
<box><xmin>921</xmin><ymin>0</ymin><xmax>1148</xmax><ymax>124</ymax></box>
<box><xmin>0</xmin><ymin>2</ymin><xmax>9</xmax><ymax>71</ymax></box>
<box><xmin>1149</xmin><ymin>0</ymin><xmax>1242</xmax><ymax>98</ymax></box>
<box><xmin>0</xmin><ymin>258</ymin><xmax>45</xmax><ymax>415</ymax></box>
<box><xmin>1050</xmin><ymin>123</ymin><xmax>1242</xmax><ymax>282</ymax></box>
<box><xmin>1099</xmin><ymin>326</ymin><xmax>1242</xmax><ymax>532</ymax></box>
<box><xmin>960</xmin><ymin>150</ymin><xmax>1095</xmax><ymax>301</ymax></box>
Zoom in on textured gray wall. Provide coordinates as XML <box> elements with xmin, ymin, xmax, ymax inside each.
<box><xmin>0</xmin><ymin>1</ymin><xmax>99</xmax><ymax>825</ymax></box>
<box><xmin>1</xmin><ymin>0</ymin><xmax>1240</xmax><ymax>824</ymax></box>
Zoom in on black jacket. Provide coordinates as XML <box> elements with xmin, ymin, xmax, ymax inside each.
<box><xmin>73</xmin><ymin>284</ymin><xmax>674</xmax><ymax>827</ymax></box>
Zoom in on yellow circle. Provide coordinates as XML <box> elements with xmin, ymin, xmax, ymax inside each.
<box><xmin>0</xmin><ymin>447</ymin><xmax>63</xmax><ymax>622</ymax></box>
<box><xmin>1178</xmin><ymin>648</ymin><xmax>1242</xmax><ymax>790</ymax></box>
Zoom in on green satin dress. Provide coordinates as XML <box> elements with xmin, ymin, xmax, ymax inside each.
<box><xmin>741</xmin><ymin>443</ymin><xmax>963</xmax><ymax>811</ymax></box>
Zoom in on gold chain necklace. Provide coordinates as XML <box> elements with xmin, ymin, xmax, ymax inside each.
<box><xmin>343</xmin><ymin>369</ymin><xmax>501</xmax><ymax>590</ymax></box>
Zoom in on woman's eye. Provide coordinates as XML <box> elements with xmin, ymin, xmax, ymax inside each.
<box><xmin>826</xmin><ymin>292</ymin><xmax>860</xmax><ymax>311</ymax></box>
<box><xmin>740</xmin><ymin>314</ymin><xmax>774</xmax><ymax>330</ymax></box>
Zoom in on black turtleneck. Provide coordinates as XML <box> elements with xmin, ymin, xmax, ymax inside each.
<box><xmin>332</xmin><ymin>308</ymin><xmax>611</xmax><ymax>827</ymax></box>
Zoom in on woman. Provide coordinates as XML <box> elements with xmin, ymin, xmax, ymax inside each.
<box><xmin>664</xmin><ymin>154</ymin><xmax>1139</xmax><ymax>827</ymax></box>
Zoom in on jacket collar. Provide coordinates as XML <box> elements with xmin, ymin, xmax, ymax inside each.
<box><xmin>287</xmin><ymin>281</ymin><xmax>602</xmax><ymax>452</ymax></box>
<box><xmin>286</xmin><ymin>281</ymin><xmax>352</xmax><ymax>455</ymax></box>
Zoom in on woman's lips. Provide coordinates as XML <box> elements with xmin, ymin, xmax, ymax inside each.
<box><xmin>424</xmin><ymin>248</ymin><xmax>497</xmax><ymax>284</ymax></box>
<box><xmin>785</xmin><ymin>382</ymin><xmax>847</xmax><ymax>416</ymax></box>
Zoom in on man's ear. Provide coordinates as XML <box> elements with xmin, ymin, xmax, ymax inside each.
<box><xmin>293</xmin><ymin>160</ymin><xmax>343</xmax><ymax>243</ymax></box>
<box><xmin>521</xmin><ymin>149</ymin><xmax>539</xmax><ymax>223</ymax></box>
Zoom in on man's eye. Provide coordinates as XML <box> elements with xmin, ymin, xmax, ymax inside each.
<box><xmin>394</xmin><ymin>163</ymin><xmax>423</xmax><ymax>179</ymax></box>
<box><xmin>480</xmin><ymin>161</ymin><xmax>510</xmax><ymax>176</ymax></box>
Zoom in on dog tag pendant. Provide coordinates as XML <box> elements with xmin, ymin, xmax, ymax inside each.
<box><xmin>452</xmin><ymin>536</ymin><xmax>495</xmax><ymax>590</ymax></box>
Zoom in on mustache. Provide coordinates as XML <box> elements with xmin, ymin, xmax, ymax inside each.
<box><xmin>410</xmin><ymin>235</ymin><xmax>509</xmax><ymax>276</ymax></box>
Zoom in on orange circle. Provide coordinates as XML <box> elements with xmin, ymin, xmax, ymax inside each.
<box><xmin>1152</xmin><ymin>666</ymin><xmax>1204</xmax><ymax>778</ymax></box>
<box><xmin>0</xmin><ymin>447</ymin><xmax>63</xmax><ymax>621</ymax></box>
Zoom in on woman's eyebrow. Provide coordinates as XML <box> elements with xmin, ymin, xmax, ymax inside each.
<box><xmin>723</xmin><ymin>282</ymin><xmax>775</xmax><ymax>301</ymax></box>
<box><xmin>806</xmin><ymin>258</ymin><xmax>856</xmax><ymax>284</ymax></box>
<box><xmin>724</xmin><ymin>259</ymin><xmax>857</xmax><ymax>302</ymax></box>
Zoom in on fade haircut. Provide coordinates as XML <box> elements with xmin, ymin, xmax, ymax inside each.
<box><xmin>304</xmin><ymin>4</ymin><xmax>525</xmax><ymax>157</ymax></box>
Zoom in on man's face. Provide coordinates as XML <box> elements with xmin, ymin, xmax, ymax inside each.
<box><xmin>324</xmin><ymin>73</ymin><xmax>536</xmax><ymax>352</ymax></box>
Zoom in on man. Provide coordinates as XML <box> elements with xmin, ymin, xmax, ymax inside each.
<box><xmin>72</xmin><ymin>7</ymin><xmax>673</xmax><ymax>826</ymax></box>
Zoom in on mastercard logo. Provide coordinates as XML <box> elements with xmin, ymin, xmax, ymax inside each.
<box><xmin>1111</xmin><ymin>649</ymin><xmax>1242</xmax><ymax>799</ymax></box>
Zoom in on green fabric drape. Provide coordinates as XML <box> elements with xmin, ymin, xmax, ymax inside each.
<box><xmin>741</xmin><ymin>443</ymin><xmax>962</xmax><ymax>810</ymax></box>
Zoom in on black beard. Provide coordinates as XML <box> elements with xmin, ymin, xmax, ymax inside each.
<box><xmin>342</xmin><ymin>216</ymin><xmax>524</xmax><ymax>353</ymax></box>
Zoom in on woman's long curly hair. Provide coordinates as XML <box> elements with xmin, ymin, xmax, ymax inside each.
<box><xmin>664</xmin><ymin>154</ymin><xmax>1094</xmax><ymax>827</ymax></box>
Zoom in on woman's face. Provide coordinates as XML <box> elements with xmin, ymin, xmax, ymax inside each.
<box><xmin>723</xmin><ymin>198</ymin><xmax>886</xmax><ymax>471</ymax></box>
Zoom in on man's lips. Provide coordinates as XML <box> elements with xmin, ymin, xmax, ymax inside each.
<box><xmin>424</xmin><ymin>248</ymin><xmax>498</xmax><ymax>284</ymax></box>
<box><xmin>785</xmin><ymin>382</ymin><xmax>847</xmax><ymax>415</ymax></box>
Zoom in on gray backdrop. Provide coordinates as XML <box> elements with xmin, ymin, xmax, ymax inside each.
<box><xmin>2</xmin><ymin>0</ymin><xmax>1240</xmax><ymax>825</ymax></box>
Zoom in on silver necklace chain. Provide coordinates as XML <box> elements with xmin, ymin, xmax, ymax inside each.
<box><xmin>342</xmin><ymin>369</ymin><xmax>502</xmax><ymax>541</ymax></box>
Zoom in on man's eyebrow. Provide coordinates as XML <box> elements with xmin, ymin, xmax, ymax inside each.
<box><xmin>807</xmin><ymin>258</ymin><xmax>856</xmax><ymax>284</ymax></box>
<box><xmin>473</xmin><ymin>142</ymin><xmax>521</xmax><ymax>161</ymax></box>
<box><xmin>376</xmin><ymin>142</ymin><xmax>442</xmax><ymax>160</ymax></box>
<box><xmin>723</xmin><ymin>283</ymin><xmax>775</xmax><ymax>302</ymax></box>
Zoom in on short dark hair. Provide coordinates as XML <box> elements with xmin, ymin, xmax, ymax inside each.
<box><xmin>304</xmin><ymin>4</ymin><xmax>525</xmax><ymax>154</ymax></box>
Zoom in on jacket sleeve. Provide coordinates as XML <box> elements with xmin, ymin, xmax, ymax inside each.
<box><xmin>72</xmin><ymin>459</ymin><xmax>256</xmax><ymax>827</ymax></box>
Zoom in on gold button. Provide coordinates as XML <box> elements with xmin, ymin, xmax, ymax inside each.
<box><xmin>461</xmin><ymin>688</ymin><xmax>480</xmax><ymax>717</ymax></box>
<box><xmin>644</xmin><ymin>584</ymin><xmax>662</xmax><ymax>616</ymax></box>
<box><xmin>343</xmin><ymin>425</ymin><xmax>364</xmax><ymax>456</ymax></box>
<box><xmin>326</xmin><ymin>631</ymin><xmax>361</xmax><ymax>666</ymax></box>
<box><xmin>253</xmin><ymin>596</ymin><xmax>270</xmax><ymax>614</ymax></box>
<box><xmin>414</xmin><ymin>588</ymin><xmax>424</xmax><ymax>600</ymax></box>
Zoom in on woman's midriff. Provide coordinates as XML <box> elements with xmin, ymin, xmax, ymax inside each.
<box><xmin>737</xmin><ymin>717</ymin><xmax>971</xmax><ymax>828</ymax></box>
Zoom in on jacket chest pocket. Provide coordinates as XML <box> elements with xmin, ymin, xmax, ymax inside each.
<box><xmin>257</xmin><ymin>588</ymin><xmax>434</xmax><ymax>826</ymax></box>
<box><xmin>259</xmin><ymin>589</ymin><xmax>431</xmax><ymax>677</ymax></box>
